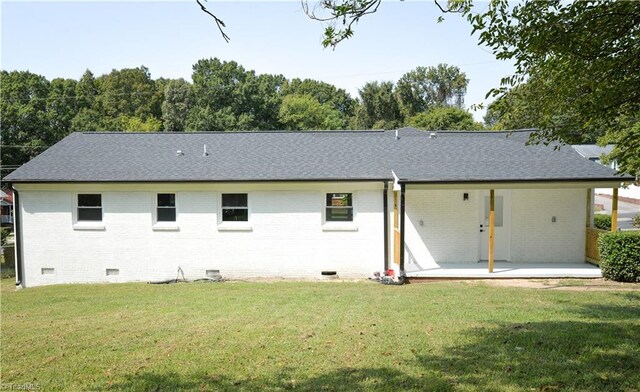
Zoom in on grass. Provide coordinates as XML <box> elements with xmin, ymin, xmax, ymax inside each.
<box><xmin>1</xmin><ymin>279</ymin><xmax>639</xmax><ymax>391</ymax></box>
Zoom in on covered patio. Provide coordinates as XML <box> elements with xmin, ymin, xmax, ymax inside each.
<box><xmin>390</xmin><ymin>181</ymin><xmax>625</xmax><ymax>280</ymax></box>
<box><xmin>405</xmin><ymin>262</ymin><xmax>602</xmax><ymax>279</ymax></box>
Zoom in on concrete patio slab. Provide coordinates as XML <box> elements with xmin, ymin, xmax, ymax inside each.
<box><xmin>406</xmin><ymin>262</ymin><xmax>602</xmax><ymax>279</ymax></box>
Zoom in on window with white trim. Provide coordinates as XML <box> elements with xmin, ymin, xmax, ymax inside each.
<box><xmin>77</xmin><ymin>194</ymin><xmax>102</xmax><ymax>221</ymax></box>
<box><xmin>222</xmin><ymin>193</ymin><xmax>248</xmax><ymax>221</ymax></box>
<box><xmin>326</xmin><ymin>193</ymin><xmax>353</xmax><ymax>221</ymax></box>
<box><xmin>157</xmin><ymin>193</ymin><xmax>176</xmax><ymax>222</ymax></box>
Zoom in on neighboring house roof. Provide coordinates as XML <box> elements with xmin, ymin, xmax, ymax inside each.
<box><xmin>572</xmin><ymin>144</ymin><xmax>615</xmax><ymax>159</ymax></box>
<box><xmin>3</xmin><ymin>128</ymin><xmax>632</xmax><ymax>184</ymax></box>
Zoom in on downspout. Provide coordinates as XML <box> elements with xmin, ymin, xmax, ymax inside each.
<box><xmin>383</xmin><ymin>181</ymin><xmax>389</xmax><ymax>271</ymax></box>
<box><xmin>399</xmin><ymin>183</ymin><xmax>406</xmax><ymax>277</ymax></box>
<box><xmin>11</xmin><ymin>186</ymin><xmax>24</xmax><ymax>287</ymax></box>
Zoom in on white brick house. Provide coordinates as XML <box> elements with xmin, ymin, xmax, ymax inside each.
<box><xmin>5</xmin><ymin>128</ymin><xmax>632</xmax><ymax>287</ymax></box>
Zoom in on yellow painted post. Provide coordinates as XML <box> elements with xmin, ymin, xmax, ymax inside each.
<box><xmin>586</xmin><ymin>188</ymin><xmax>591</xmax><ymax>228</ymax></box>
<box><xmin>585</xmin><ymin>188</ymin><xmax>591</xmax><ymax>260</ymax></box>
<box><xmin>611</xmin><ymin>188</ymin><xmax>618</xmax><ymax>232</ymax></box>
<box><xmin>489</xmin><ymin>189</ymin><xmax>495</xmax><ymax>273</ymax></box>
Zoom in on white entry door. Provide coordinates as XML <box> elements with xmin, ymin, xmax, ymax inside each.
<box><xmin>479</xmin><ymin>190</ymin><xmax>511</xmax><ymax>261</ymax></box>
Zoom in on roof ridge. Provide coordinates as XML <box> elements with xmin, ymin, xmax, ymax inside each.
<box><xmin>79</xmin><ymin>130</ymin><xmax>387</xmax><ymax>135</ymax></box>
<box><xmin>435</xmin><ymin>128</ymin><xmax>538</xmax><ymax>134</ymax></box>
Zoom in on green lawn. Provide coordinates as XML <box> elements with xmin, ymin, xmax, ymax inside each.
<box><xmin>1</xmin><ymin>279</ymin><xmax>639</xmax><ymax>391</ymax></box>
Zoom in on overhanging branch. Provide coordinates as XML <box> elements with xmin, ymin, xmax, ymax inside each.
<box><xmin>196</xmin><ymin>0</ymin><xmax>230</xmax><ymax>43</ymax></box>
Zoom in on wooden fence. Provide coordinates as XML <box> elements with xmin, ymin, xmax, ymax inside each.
<box><xmin>585</xmin><ymin>227</ymin><xmax>608</xmax><ymax>265</ymax></box>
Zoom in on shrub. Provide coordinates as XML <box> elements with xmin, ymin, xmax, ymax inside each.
<box><xmin>594</xmin><ymin>214</ymin><xmax>612</xmax><ymax>231</ymax></box>
<box><xmin>598</xmin><ymin>231</ymin><xmax>640</xmax><ymax>282</ymax></box>
<box><xmin>633</xmin><ymin>213</ymin><xmax>640</xmax><ymax>229</ymax></box>
<box><xmin>0</xmin><ymin>227</ymin><xmax>10</xmax><ymax>246</ymax></box>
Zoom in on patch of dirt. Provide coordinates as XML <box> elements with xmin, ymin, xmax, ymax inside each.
<box><xmin>470</xmin><ymin>278</ymin><xmax>640</xmax><ymax>291</ymax></box>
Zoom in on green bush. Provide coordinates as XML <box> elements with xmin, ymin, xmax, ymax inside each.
<box><xmin>0</xmin><ymin>227</ymin><xmax>10</xmax><ymax>246</ymax></box>
<box><xmin>598</xmin><ymin>231</ymin><xmax>640</xmax><ymax>282</ymax></box>
<box><xmin>633</xmin><ymin>213</ymin><xmax>640</xmax><ymax>229</ymax></box>
<box><xmin>594</xmin><ymin>214</ymin><xmax>612</xmax><ymax>231</ymax></box>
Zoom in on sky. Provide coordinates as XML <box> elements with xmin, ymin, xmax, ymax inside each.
<box><xmin>1</xmin><ymin>0</ymin><xmax>515</xmax><ymax>122</ymax></box>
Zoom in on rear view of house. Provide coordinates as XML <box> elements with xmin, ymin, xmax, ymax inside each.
<box><xmin>4</xmin><ymin>128</ymin><xmax>632</xmax><ymax>287</ymax></box>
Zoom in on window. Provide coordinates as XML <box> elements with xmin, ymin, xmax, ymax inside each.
<box><xmin>326</xmin><ymin>193</ymin><xmax>353</xmax><ymax>221</ymax></box>
<box><xmin>483</xmin><ymin>195</ymin><xmax>504</xmax><ymax>227</ymax></box>
<box><xmin>222</xmin><ymin>193</ymin><xmax>248</xmax><ymax>221</ymax></box>
<box><xmin>77</xmin><ymin>194</ymin><xmax>102</xmax><ymax>221</ymax></box>
<box><xmin>157</xmin><ymin>193</ymin><xmax>176</xmax><ymax>222</ymax></box>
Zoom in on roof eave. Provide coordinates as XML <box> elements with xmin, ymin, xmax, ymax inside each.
<box><xmin>6</xmin><ymin>177</ymin><xmax>393</xmax><ymax>184</ymax></box>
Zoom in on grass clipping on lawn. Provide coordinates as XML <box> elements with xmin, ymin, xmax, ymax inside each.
<box><xmin>1</xmin><ymin>279</ymin><xmax>639</xmax><ymax>391</ymax></box>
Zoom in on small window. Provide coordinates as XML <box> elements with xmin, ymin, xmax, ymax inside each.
<box><xmin>326</xmin><ymin>193</ymin><xmax>353</xmax><ymax>221</ymax></box>
<box><xmin>222</xmin><ymin>193</ymin><xmax>248</xmax><ymax>221</ymax></box>
<box><xmin>483</xmin><ymin>195</ymin><xmax>504</xmax><ymax>227</ymax></box>
<box><xmin>78</xmin><ymin>194</ymin><xmax>102</xmax><ymax>221</ymax></box>
<box><xmin>157</xmin><ymin>193</ymin><xmax>176</xmax><ymax>222</ymax></box>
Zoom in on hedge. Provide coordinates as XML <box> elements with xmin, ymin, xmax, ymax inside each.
<box><xmin>594</xmin><ymin>214</ymin><xmax>612</xmax><ymax>231</ymax></box>
<box><xmin>598</xmin><ymin>231</ymin><xmax>640</xmax><ymax>282</ymax></box>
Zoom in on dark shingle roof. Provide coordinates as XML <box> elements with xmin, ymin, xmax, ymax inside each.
<box><xmin>4</xmin><ymin>128</ymin><xmax>632</xmax><ymax>183</ymax></box>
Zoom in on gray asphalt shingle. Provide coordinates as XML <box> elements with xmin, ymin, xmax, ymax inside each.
<box><xmin>4</xmin><ymin>128</ymin><xmax>631</xmax><ymax>183</ymax></box>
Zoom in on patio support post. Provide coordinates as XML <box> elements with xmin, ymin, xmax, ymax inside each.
<box><xmin>586</xmin><ymin>188</ymin><xmax>592</xmax><ymax>228</ymax></box>
<box><xmin>611</xmin><ymin>188</ymin><xmax>618</xmax><ymax>232</ymax></box>
<box><xmin>585</xmin><ymin>188</ymin><xmax>591</xmax><ymax>260</ymax></box>
<box><xmin>488</xmin><ymin>189</ymin><xmax>495</xmax><ymax>273</ymax></box>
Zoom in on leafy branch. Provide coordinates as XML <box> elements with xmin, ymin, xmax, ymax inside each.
<box><xmin>302</xmin><ymin>0</ymin><xmax>471</xmax><ymax>48</ymax></box>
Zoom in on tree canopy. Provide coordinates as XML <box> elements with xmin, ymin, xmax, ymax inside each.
<box><xmin>1</xmin><ymin>58</ymin><xmax>483</xmax><ymax>176</ymax></box>
<box><xmin>410</xmin><ymin>107</ymin><xmax>482</xmax><ymax>131</ymax></box>
<box><xmin>396</xmin><ymin>64</ymin><xmax>468</xmax><ymax>117</ymax></box>
<box><xmin>278</xmin><ymin>94</ymin><xmax>344</xmax><ymax>130</ymax></box>
<box><xmin>469</xmin><ymin>0</ymin><xmax>640</xmax><ymax>175</ymax></box>
<box><xmin>299</xmin><ymin>0</ymin><xmax>640</xmax><ymax>175</ymax></box>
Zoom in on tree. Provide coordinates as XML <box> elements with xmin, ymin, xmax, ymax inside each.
<box><xmin>161</xmin><ymin>79</ymin><xmax>193</xmax><ymax>132</ymax></box>
<box><xmin>299</xmin><ymin>0</ymin><xmax>640</xmax><ymax>175</ymax></box>
<box><xmin>0</xmin><ymin>71</ymin><xmax>51</xmax><ymax>169</ymax></box>
<box><xmin>71</xmin><ymin>108</ymin><xmax>105</xmax><ymax>132</ymax></box>
<box><xmin>116</xmin><ymin>115</ymin><xmax>163</xmax><ymax>132</ymax></box>
<box><xmin>281</xmin><ymin>78</ymin><xmax>356</xmax><ymax>120</ymax></box>
<box><xmin>75</xmin><ymin>70</ymin><xmax>98</xmax><ymax>111</ymax></box>
<box><xmin>95</xmin><ymin>66</ymin><xmax>161</xmax><ymax>130</ymax></box>
<box><xmin>396</xmin><ymin>64</ymin><xmax>468</xmax><ymax>117</ymax></box>
<box><xmin>409</xmin><ymin>107</ymin><xmax>482</xmax><ymax>131</ymax></box>
<box><xmin>187</xmin><ymin>58</ymin><xmax>284</xmax><ymax>131</ymax></box>
<box><xmin>254</xmin><ymin>73</ymin><xmax>287</xmax><ymax>130</ymax></box>
<box><xmin>278</xmin><ymin>94</ymin><xmax>344</xmax><ymax>130</ymax></box>
<box><xmin>46</xmin><ymin>78</ymin><xmax>79</xmax><ymax>141</ymax></box>
<box><xmin>353</xmin><ymin>81</ymin><xmax>403</xmax><ymax>129</ymax></box>
<box><xmin>483</xmin><ymin>84</ymin><xmax>539</xmax><ymax>131</ymax></box>
<box><xmin>469</xmin><ymin>0</ymin><xmax>640</xmax><ymax>173</ymax></box>
<box><xmin>71</xmin><ymin>70</ymin><xmax>103</xmax><ymax>132</ymax></box>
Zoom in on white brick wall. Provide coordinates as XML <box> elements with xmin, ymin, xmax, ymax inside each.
<box><xmin>17</xmin><ymin>183</ymin><xmax>385</xmax><ymax>287</ymax></box>
<box><xmin>404</xmin><ymin>189</ymin><xmax>480</xmax><ymax>269</ymax></box>
<box><xmin>15</xmin><ymin>183</ymin><xmax>589</xmax><ymax>287</ymax></box>
<box><xmin>402</xmin><ymin>187</ymin><xmax>587</xmax><ymax>270</ymax></box>
<box><xmin>511</xmin><ymin>188</ymin><xmax>585</xmax><ymax>263</ymax></box>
